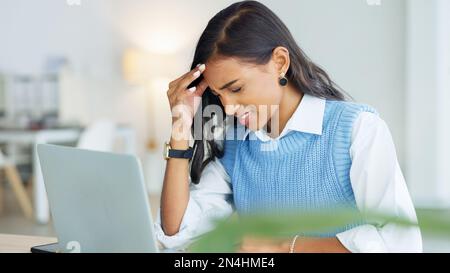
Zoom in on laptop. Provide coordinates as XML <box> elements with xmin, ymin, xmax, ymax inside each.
<box><xmin>33</xmin><ymin>144</ymin><xmax>160</xmax><ymax>253</ymax></box>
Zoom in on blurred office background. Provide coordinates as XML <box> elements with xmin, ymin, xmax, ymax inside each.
<box><xmin>0</xmin><ymin>0</ymin><xmax>449</xmax><ymax>252</ymax></box>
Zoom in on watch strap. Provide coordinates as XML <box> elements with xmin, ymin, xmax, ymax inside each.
<box><xmin>168</xmin><ymin>147</ymin><xmax>194</xmax><ymax>159</ymax></box>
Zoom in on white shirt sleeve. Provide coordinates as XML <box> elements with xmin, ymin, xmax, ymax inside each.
<box><xmin>154</xmin><ymin>158</ymin><xmax>234</xmax><ymax>250</ymax></box>
<box><xmin>336</xmin><ymin>112</ymin><xmax>423</xmax><ymax>253</ymax></box>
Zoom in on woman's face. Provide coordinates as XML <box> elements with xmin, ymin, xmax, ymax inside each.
<box><xmin>203</xmin><ymin>56</ymin><xmax>284</xmax><ymax>132</ymax></box>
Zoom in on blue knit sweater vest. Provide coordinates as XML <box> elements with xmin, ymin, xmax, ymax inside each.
<box><xmin>219</xmin><ymin>100</ymin><xmax>377</xmax><ymax>236</ymax></box>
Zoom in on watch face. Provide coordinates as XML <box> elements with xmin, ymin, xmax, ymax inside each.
<box><xmin>163</xmin><ymin>142</ymin><xmax>170</xmax><ymax>160</ymax></box>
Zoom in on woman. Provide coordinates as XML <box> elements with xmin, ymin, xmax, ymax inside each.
<box><xmin>155</xmin><ymin>1</ymin><xmax>422</xmax><ymax>253</ymax></box>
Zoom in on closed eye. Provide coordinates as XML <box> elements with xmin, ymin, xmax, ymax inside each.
<box><xmin>210</xmin><ymin>87</ymin><xmax>241</xmax><ymax>96</ymax></box>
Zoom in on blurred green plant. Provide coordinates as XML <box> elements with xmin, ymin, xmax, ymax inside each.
<box><xmin>187</xmin><ymin>209</ymin><xmax>450</xmax><ymax>252</ymax></box>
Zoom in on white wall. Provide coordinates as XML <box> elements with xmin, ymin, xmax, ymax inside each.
<box><xmin>405</xmin><ymin>0</ymin><xmax>450</xmax><ymax>207</ymax></box>
<box><xmin>0</xmin><ymin>0</ymin><xmax>149</xmax><ymax>149</ymax></box>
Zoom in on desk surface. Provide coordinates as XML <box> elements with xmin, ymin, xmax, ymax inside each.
<box><xmin>0</xmin><ymin>233</ymin><xmax>57</xmax><ymax>253</ymax></box>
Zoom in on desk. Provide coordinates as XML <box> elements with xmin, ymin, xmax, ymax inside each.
<box><xmin>0</xmin><ymin>127</ymin><xmax>137</xmax><ymax>224</ymax></box>
<box><xmin>0</xmin><ymin>233</ymin><xmax>56</xmax><ymax>253</ymax></box>
<box><xmin>0</xmin><ymin>233</ymin><xmax>180</xmax><ymax>253</ymax></box>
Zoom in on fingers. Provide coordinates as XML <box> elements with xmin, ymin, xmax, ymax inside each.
<box><xmin>167</xmin><ymin>64</ymin><xmax>206</xmax><ymax>97</ymax></box>
<box><xmin>178</xmin><ymin>63</ymin><xmax>206</xmax><ymax>90</ymax></box>
<box><xmin>172</xmin><ymin>63</ymin><xmax>202</xmax><ymax>84</ymax></box>
<box><xmin>168</xmin><ymin>78</ymin><xmax>207</xmax><ymax>108</ymax></box>
<box><xmin>189</xmin><ymin>79</ymin><xmax>209</xmax><ymax>97</ymax></box>
<box><xmin>169</xmin><ymin>81</ymin><xmax>205</xmax><ymax>110</ymax></box>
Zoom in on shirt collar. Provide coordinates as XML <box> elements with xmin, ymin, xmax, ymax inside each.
<box><xmin>240</xmin><ymin>93</ymin><xmax>326</xmax><ymax>141</ymax></box>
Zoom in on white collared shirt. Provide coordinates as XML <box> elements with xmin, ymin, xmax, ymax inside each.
<box><xmin>155</xmin><ymin>94</ymin><xmax>423</xmax><ymax>253</ymax></box>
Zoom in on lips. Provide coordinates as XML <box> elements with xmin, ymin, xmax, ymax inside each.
<box><xmin>238</xmin><ymin>112</ymin><xmax>250</xmax><ymax>125</ymax></box>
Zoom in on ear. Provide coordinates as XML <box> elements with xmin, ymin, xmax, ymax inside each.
<box><xmin>271</xmin><ymin>46</ymin><xmax>290</xmax><ymax>75</ymax></box>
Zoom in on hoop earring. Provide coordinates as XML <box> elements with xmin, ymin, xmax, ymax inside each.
<box><xmin>279</xmin><ymin>73</ymin><xmax>288</xmax><ymax>86</ymax></box>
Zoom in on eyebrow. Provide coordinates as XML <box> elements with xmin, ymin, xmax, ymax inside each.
<box><xmin>219</xmin><ymin>79</ymin><xmax>239</xmax><ymax>90</ymax></box>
